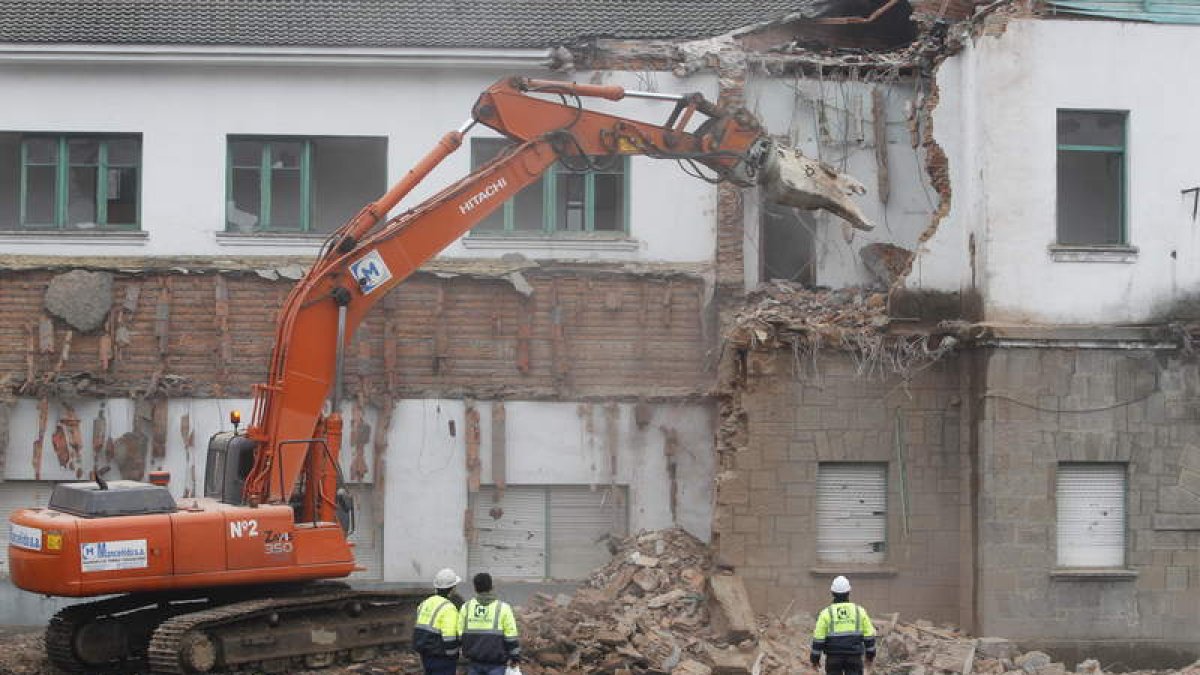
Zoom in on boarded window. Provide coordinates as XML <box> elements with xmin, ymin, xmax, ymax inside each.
<box><xmin>817</xmin><ymin>463</ymin><xmax>887</xmax><ymax>564</ymax></box>
<box><xmin>1056</xmin><ymin>111</ymin><xmax>1126</xmax><ymax>246</ymax></box>
<box><xmin>468</xmin><ymin>138</ymin><xmax>627</xmax><ymax>235</ymax></box>
<box><xmin>1057</xmin><ymin>463</ymin><xmax>1125</xmax><ymax>568</ymax></box>
<box><xmin>226</xmin><ymin>136</ymin><xmax>386</xmax><ymax>233</ymax></box>
<box><xmin>468</xmin><ymin>485</ymin><xmax>628</xmax><ymax>580</ymax></box>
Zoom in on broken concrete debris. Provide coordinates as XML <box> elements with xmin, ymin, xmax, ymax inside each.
<box><xmin>512</xmin><ymin>529</ymin><xmax>1199</xmax><ymax>675</ymax></box>
<box><xmin>43</xmin><ymin>270</ymin><xmax>114</xmax><ymax>333</ymax></box>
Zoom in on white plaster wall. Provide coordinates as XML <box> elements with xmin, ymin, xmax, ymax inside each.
<box><xmin>927</xmin><ymin>19</ymin><xmax>1200</xmax><ymax>324</ymax></box>
<box><xmin>3</xmin><ymin>397</ymin><xmax>377</xmax><ymax>494</ymax></box>
<box><xmin>743</xmin><ymin>73</ymin><xmax>937</xmax><ymax>288</ymax></box>
<box><xmin>915</xmin><ymin>48</ymin><xmax>983</xmax><ymax>295</ymax></box>
<box><xmin>381</xmin><ymin>399</ymin><xmax>715</xmax><ymax>584</ymax></box>
<box><xmin>0</xmin><ymin>63</ymin><xmax>719</xmax><ymax>263</ymax></box>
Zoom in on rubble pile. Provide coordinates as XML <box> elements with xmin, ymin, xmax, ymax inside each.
<box><xmin>725</xmin><ymin>281</ymin><xmax>890</xmax><ymax>350</ymax></box>
<box><xmin>872</xmin><ymin>620</ymin><xmax>1200</xmax><ymax>675</ymax></box>
<box><xmin>517</xmin><ymin>528</ymin><xmax>723</xmax><ymax>674</ymax></box>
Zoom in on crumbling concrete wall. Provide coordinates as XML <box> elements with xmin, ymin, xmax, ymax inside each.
<box><xmin>743</xmin><ymin>74</ymin><xmax>937</xmax><ymax>289</ymax></box>
<box><xmin>715</xmin><ymin>350</ymin><xmax>968</xmax><ymax>625</ymax></box>
<box><xmin>976</xmin><ymin>346</ymin><xmax>1200</xmax><ymax>658</ymax></box>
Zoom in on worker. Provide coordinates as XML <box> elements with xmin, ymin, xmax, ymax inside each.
<box><xmin>810</xmin><ymin>575</ymin><xmax>877</xmax><ymax>675</ymax></box>
<box><xmin>412</xmin><ymin>568</ymin><xmax>464</xmax><ymax>675</ymax></box>
<box><xmin>459</xmin><ymin>572</ymin><xmax>521</xmax><ymax>675</ymax></box>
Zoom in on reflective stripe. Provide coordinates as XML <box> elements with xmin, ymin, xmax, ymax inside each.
<box><xmin>429</xmin><ymin>601</ymin><xmax>450</xmax><ymax>633</ymax></box>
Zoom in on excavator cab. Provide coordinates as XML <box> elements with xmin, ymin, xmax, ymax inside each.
<box><xmin>204</xmin><ymin>431</ymin><xmax>258</xmax><ymax>506</ymax></box>
<box><xmin>203</xmin><ymin>431</ymin><xmax>356</xmax><ymax>533</ymax></box>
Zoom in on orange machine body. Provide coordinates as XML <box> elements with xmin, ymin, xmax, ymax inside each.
<box><xmin>8</xmin><ymin>498</ymin><xmax>353</xmax><ymax>597</ymax></box>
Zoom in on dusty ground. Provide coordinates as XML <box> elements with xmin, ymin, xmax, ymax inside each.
<box><xmin>0</xmin><ymin>629</ymin><xmax>426</xmax><ymax>675</ymax></box>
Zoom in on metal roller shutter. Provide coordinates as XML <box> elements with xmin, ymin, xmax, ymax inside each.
<box><xmin>548</xmin><ymin>486</ymin><xmax>627</xmax><ymax>580</ymax></box>
<box><xmin>347</xmin><ymin>485</ymin><xmax>383</xmax><ymax>580</ymax></box>
<box><xmin>817</xmin><ymin>464</ymin><xmax>887</xmax><ymax>564</ymax></box>
<box><xmin>1056</xmin><ymin>464</ymin><xmax>1125</xmax><ymax>567</ymax></box>
<box><xmin>1</xmin><ymin>481</ymin><xmax>57</xmax><ymax>577</ymax></box>
<box><xmin>468</xmin><ymin>487</ymin><xmax>546</xmax><ymax>579</ymax></box>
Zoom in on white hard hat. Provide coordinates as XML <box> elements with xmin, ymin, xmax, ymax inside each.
<box><xmin>831</xmin><ymin>575</ymin><xmax>852</xmax><ymax>594</ymax></box>
<box><xmin>433</xmin><ymin>568</ymin><xmax>462</xmax><ymax>589</ymax></box>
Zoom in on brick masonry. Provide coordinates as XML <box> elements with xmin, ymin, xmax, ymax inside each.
<box><xmin>0</xmin><ymin>267</ymin><xmax>714</xmax><ymax>401</ymax></box>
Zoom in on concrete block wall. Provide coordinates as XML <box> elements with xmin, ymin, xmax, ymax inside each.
<box><xmin>977</xmin><ymin>347</ymin><xmax>1200</xmax><ymax>654</ymax></box>
<box><xmin>715</xmin><ymin>350</ymin><xmax>968</xmax><ymax>625</ymax></box>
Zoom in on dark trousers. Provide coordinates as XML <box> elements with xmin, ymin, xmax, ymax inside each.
<box><xmin>466</xmin><ymin>664</ymin><xmax>506</xmax><ymax>675</ymax></box>
<box><xmin>824</xmin><ymin>654</ymin><xmax>864</xmax><ymax>675</ymax></box>
<box><xmin>421</xmin><ymin>654</ymin><xmax>458</xmax><ymax>675</ymax></box>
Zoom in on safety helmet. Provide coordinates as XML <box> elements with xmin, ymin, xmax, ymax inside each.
<box><xmin>831</xmin><ymin>575</ymin><xmax>852</xmax><ymax>594</ymax></box>
<box><xmin>433</xmin><ymin>568</ymin><xmax>462</xmax><ymax>589</ymax></box>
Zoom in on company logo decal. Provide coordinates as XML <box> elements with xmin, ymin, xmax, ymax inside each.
<box><xmin>350</xmin><ymin>250</ymin><xmax>392</xmax><ymax>295</ymax></box>
<box><xmin>458</xmin><ymin>178</ymin><xmax>507</xmax><ymax>215</ymax></box>
<box><xmin>9</xmin><ymin>523</ymin><xmax>41</xmax><ymax>551</ymax></box>
<box><xmin>80</xmin><ymin>539</ymin><xmax>148</xmax><ymax>573</ymax></box>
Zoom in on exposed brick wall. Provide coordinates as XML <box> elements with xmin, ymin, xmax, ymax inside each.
<box><xmin>0</xmin><ymin>268</ymin><xmax>715</xmax><ymax>401</ymax></box>
<box><xmin>715</xmin><ymin>350</ymin><xmax>967</xmax><ymax>624</ymax></box>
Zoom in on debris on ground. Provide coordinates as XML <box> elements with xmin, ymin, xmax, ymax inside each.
<box><xmin>0</xmin><ymin>530</ymin><xmax>1197</xmax><ymax>675</ymax></box>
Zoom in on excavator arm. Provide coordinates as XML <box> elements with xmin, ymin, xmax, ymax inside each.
<box><xmin>240</xmin><ymin>76</ymin><xmax>872</xmax><ymax>511</ymax></box>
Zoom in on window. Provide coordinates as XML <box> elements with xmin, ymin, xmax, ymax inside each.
<box><xmin>0</xmin><ymin>133</ymin><xmax>140</xmax><ymax>230</ymax></box>
<box><xmin>467</xmin><ymin>485</ymin><xmax>628</xmax><ymax>580</ymax></box>
<box><xmin>469</xmin><ymin>138</ymin><xmax>627</xmax><ymax>235</ymax></box>
<box><xmin>226</xmin><ymin>136</ymin><xmax>386</xmax><ymax>234</ymax></box>
<box><xmin>1057</xmin><ymin>463</ymin><xmax>1126</xmax><ymax>568</ymax></box>
<box><xmin>817</xmin><ymin>463</ymin><xmax>887</xmax><ymax>564</ymax></box>
<box><xmin>1056</xmin><ymin>111</ymin><xmax>1126</xmax><ymax>246</ymax></box>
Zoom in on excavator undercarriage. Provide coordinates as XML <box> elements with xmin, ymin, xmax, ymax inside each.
<box><xmin>46</xmin><ymin>583</ymin><xmax>424</xmax><ymax>674</ymax></box>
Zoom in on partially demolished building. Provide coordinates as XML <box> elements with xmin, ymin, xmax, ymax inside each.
<box><xmin>0</xmin><ymin>0</ymin><xmax>1196</xmax><ymax>666</ymax></box>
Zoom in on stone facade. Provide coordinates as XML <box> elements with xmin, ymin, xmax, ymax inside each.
<box><xmin>977</xmin><ymin>347</ymin><xmax>1200</xmax><ymax>658</ymax></box>
<box><xmin>718</xmin><ymin>344</ymin><xmax>1200</xmax><ymax>666</ymax></box>
<box><xmin>715</xmin><ymin>349</ymin><xmax>969</xmax><ymax>625</ymax></box>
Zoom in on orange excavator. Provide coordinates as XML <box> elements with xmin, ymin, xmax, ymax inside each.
<box><xmin>7</xmin><ymin>76</ymin><xmax>872</xmax><ymax>673</ymax></box>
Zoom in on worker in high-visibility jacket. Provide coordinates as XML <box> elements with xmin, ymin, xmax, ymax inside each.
<box><xmin>412</xmin><ymin>568</ymin><xmax>464</xmax><ymax>675</ymax></box>
<box><xmin>459</xmin><ymin>572</ymin><xmax>521</xmax><ymax>675</ymax></box>
<box><xmin>811</xmin><ymin>575</ymin><xmax>877</xmax><ymax>675</ymax></box>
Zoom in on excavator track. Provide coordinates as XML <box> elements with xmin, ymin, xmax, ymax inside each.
<box><xmin>147</xmin><ymin>583</ymin><xmax>423</xmax><ymax>674</ymax></box>
<box><xmin>45</xmin><ymin>592</ymin><xmax>206</xmax><ymax>673</ymax></box>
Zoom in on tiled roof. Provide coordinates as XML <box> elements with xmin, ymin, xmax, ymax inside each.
<box><xmin>0</xmin><ymin>1</ymin><xmax>810</xmax><ymax>49</ymax></box>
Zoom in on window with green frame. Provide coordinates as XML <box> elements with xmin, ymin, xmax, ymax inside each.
<box><xmin>225</xmin><ymin>136</ymin><xmax>386</xmax><ymax>234</ymax></box>
<box><xmin>4</xmin><ymin>134</ymin><xmax>141</xmax><ymax>230</ymax></box>
<box><xmin>469</xmin><ymin>138</ymin><xmax>627</xmax><ymax>235</ymax></box>
<box><xmin>1056</xmin><ymin>110</ymin><xmax>1127</xmax><ymax>246</ymax></box>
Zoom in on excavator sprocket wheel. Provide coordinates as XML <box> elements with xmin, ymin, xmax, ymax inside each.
<box><xmin>180</xmin><ymin>631</ymin><xmax>219</xmax><ymax>673</ymax></box>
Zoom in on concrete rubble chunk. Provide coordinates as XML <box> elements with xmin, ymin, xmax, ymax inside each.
<box><xmin>976</xmin><ymin>638</ymin><xmax>1017</xmax><ymax>661</ymax></box>
<box><xmin>1016</xmin><ymin>651</ymin><xmax>1053</xmax><ymax>673</ymax></box>
<box><xmin>930</xmin><ymin>640</ymin><xmax>975</xmax><ymax>675</ymax></box>
<box><xmin>860</xmin><ymin>242</ymin><xmax>915</xmax><ymax>287</ymax></box>
<box><xmin>674</xmin><ymin>659</ymin><xmax>714</xmax><ymax>675</ymax></box>
<box><xmin>44</xmin><ymin>270</ymin><xmax>114</xmax><ymax>333</ymax></box>
<box><xmin>708</xmin><ymin>573</ymin><xmax>757</xmax><ymax>642</ymax></box>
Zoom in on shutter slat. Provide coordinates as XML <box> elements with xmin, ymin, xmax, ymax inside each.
<box><xmin>1057</xmin><ymin>465</ymin><xmax>1125</xmax><ymax>567</ymax></box>
<box><xmin>817</xmin><ymin>464</ymin><xmax>887</xmax><ymax>564</ymax></box>
<box><xmin>468</xmin><ymin>487</ymin><xmax>546</xmax><ymax>579</ymax></box>
<box><xmin>347</xmin><ymin>485</ymin><xmax>383</xmax><ymax>580</ymax></box>
<box><xmin>548</xmin><ymin>486</ymin><xmax>627</xmax><ymax>579</ymax></box>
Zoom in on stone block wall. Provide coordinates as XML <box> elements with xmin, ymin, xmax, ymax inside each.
<box><xmin>715</xmin><ymin>350</ymin><xmax>969</xmax><ymax>625</ymax></box>
<box><xmin>976</xmin><ymin>347</ymin><xmax>1200</xmax><ymax>651</ymax></box>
